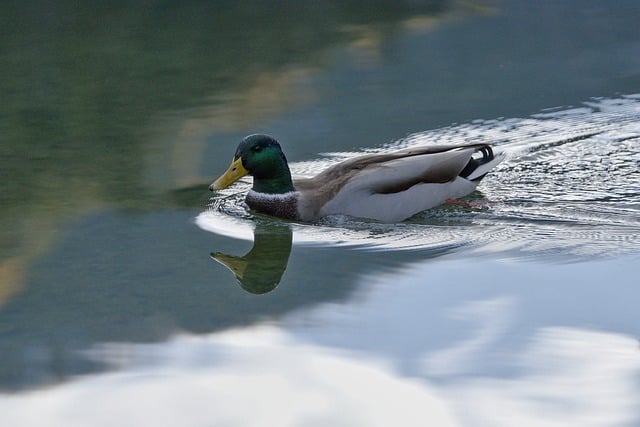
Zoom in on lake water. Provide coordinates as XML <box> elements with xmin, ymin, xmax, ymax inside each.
<box><xmin>1</xmin><ymin>1</ymin><xmax>639</xmax><ymax>426</ymax></box>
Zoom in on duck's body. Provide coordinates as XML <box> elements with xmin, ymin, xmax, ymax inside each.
<box><xmin>210</xmin><ymin>134</ymin><xmax>504</xmax><ymax>222</ymax></box>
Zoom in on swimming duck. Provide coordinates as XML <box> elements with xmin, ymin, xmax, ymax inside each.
<box><xmin>210</xmin><ymin>134</ymin><xmax>504</xmax><ymax>222</ymax></box>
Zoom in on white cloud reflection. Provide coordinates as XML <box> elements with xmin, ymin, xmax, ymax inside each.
<box><xmin>447</xmin><ymin>327</ymin><xmax>640</xmax><ymax>427</ymax></box>
<box><xmin>2</xmin><ymin>257</ymin><xmax>639</xmax><ymax>426</ymax></box>
<box><xmin>1</xmin><ymin>326</ymin><xmax>457</xmax><ymax>427</ymax></box>
<box><xmin>1</xmin><ymin>324</ymin><xmax>638</xmax><ymax>427</ymax></box>
<box><xmin>421</xmin><ymin>296</ymin><xmax>515</xmax><ymax>376</ymax></box>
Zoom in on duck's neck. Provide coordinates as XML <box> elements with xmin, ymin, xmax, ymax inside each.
<box><xmin>252</xmin><ymin>170</ymin><xmax>295</xmax><ymax>194</ymax></box>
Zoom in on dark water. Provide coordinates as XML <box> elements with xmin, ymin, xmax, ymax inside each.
<box><xmin>1</xmin><ymin>1</ymin><xmax>639</xmax><ymax>425</ymax></box>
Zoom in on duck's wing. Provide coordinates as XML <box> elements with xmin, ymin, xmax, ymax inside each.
<box><xmin>295</xmin><ymin>144</ymin><xmax>490</xmax><ymax>193</ymax></box>
<box><xmin>293</xmin><ymin>144</ymin><xmax>502</xmax><ymax>221</ymax></box>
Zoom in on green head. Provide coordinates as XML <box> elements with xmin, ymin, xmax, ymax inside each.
<box><xmin>210</xmin><ymin>134</ymin><xmax>295</xmax><ymax>194</ymax></box>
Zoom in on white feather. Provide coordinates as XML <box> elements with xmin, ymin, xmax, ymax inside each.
<box><xmin>321</xmin><ymin>178</ymin><xmax>476</xmax><ymax>222</ymax></box>
<box><xmin>319</xmin><ymin>149</ymin><xmax>479</xmax><ymax>222</ymax></box>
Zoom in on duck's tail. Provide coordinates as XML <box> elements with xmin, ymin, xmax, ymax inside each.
<box><xmin>459</xmin><ymin>145</ymin><xmax>506</xmax><ymax>182</ymax></box>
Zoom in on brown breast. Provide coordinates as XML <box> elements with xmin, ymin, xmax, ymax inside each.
<box><xmin>245</xmin><ymin>192</ymin><xmax>299</xmax><ymax>220</ymax></box>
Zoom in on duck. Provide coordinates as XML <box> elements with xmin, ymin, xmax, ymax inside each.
<box><xmin>209</xmin><ymin>134</ymin><xmax>504</xmax><ymax>222</ymax></box>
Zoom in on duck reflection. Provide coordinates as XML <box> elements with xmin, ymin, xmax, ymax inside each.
<box><xmin>211</xmin><ymin>222</ymin><xmax>292</xmax><ymax>294</ymax></box>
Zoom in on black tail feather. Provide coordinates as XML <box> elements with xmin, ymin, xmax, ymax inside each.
<box><xmin>459</xmin><ymin>145</ymin><xmax>494</xmax><ymax>182</ymax></box>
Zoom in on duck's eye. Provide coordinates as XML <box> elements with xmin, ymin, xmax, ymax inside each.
<box><xmin>252</xmin><ymin>145</ymin><xmax>263</xmax><ymax>153</ymax></box>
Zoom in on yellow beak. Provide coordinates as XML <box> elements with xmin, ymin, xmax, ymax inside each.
<box><xmin>209</xmin><ymin>157</ymin><xmax>248</xmax><ymax>190</ymax></box>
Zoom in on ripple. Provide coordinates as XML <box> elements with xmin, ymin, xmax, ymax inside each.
<box><xmin>199</xmin><ymin>95</ymin><xmax>640</xmax><ymax>259</ymax></box>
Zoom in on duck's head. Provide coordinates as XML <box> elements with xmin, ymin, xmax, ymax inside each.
<box><xmin>210</xmin><ymin>134</ymin><xmax>295</xmax><ymax>194</ymax></box>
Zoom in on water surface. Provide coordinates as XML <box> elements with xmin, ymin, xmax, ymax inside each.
<box><xmin>1</xmin><ymin>1</ymin><xmax>639</xmax><ymax>425</ymax></box>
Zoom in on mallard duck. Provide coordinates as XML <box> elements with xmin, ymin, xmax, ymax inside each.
<box><xmin>210</xmin><ymin>134</ymin><xmax>504</xmax><ymax>222</ymax></box>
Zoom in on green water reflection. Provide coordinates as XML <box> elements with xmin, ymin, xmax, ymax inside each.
<box><xmin>0</xmin><ymin>0</ymin><xmax>454</xmax><ymax>388</ymax></box>
<box><xmin>0</xmin><ymin>0</ymin><xmax>455</xmax><ymax>307</ymax></box>
<box><xmin>212</xmin><ymin>221</ymin><xmax>292</xmax><ymax>294</ymax></box>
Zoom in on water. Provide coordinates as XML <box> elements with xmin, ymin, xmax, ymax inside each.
<box><xmin>1</xmin><ymin>1</ymin><xmax>640</xmax><ymax>425</ymax></box>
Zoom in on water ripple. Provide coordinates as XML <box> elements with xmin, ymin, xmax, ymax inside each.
<box><xmin>199</xmin><ymin>95</ymin><xmax>640</xmax><ymax>259</ymax></box>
